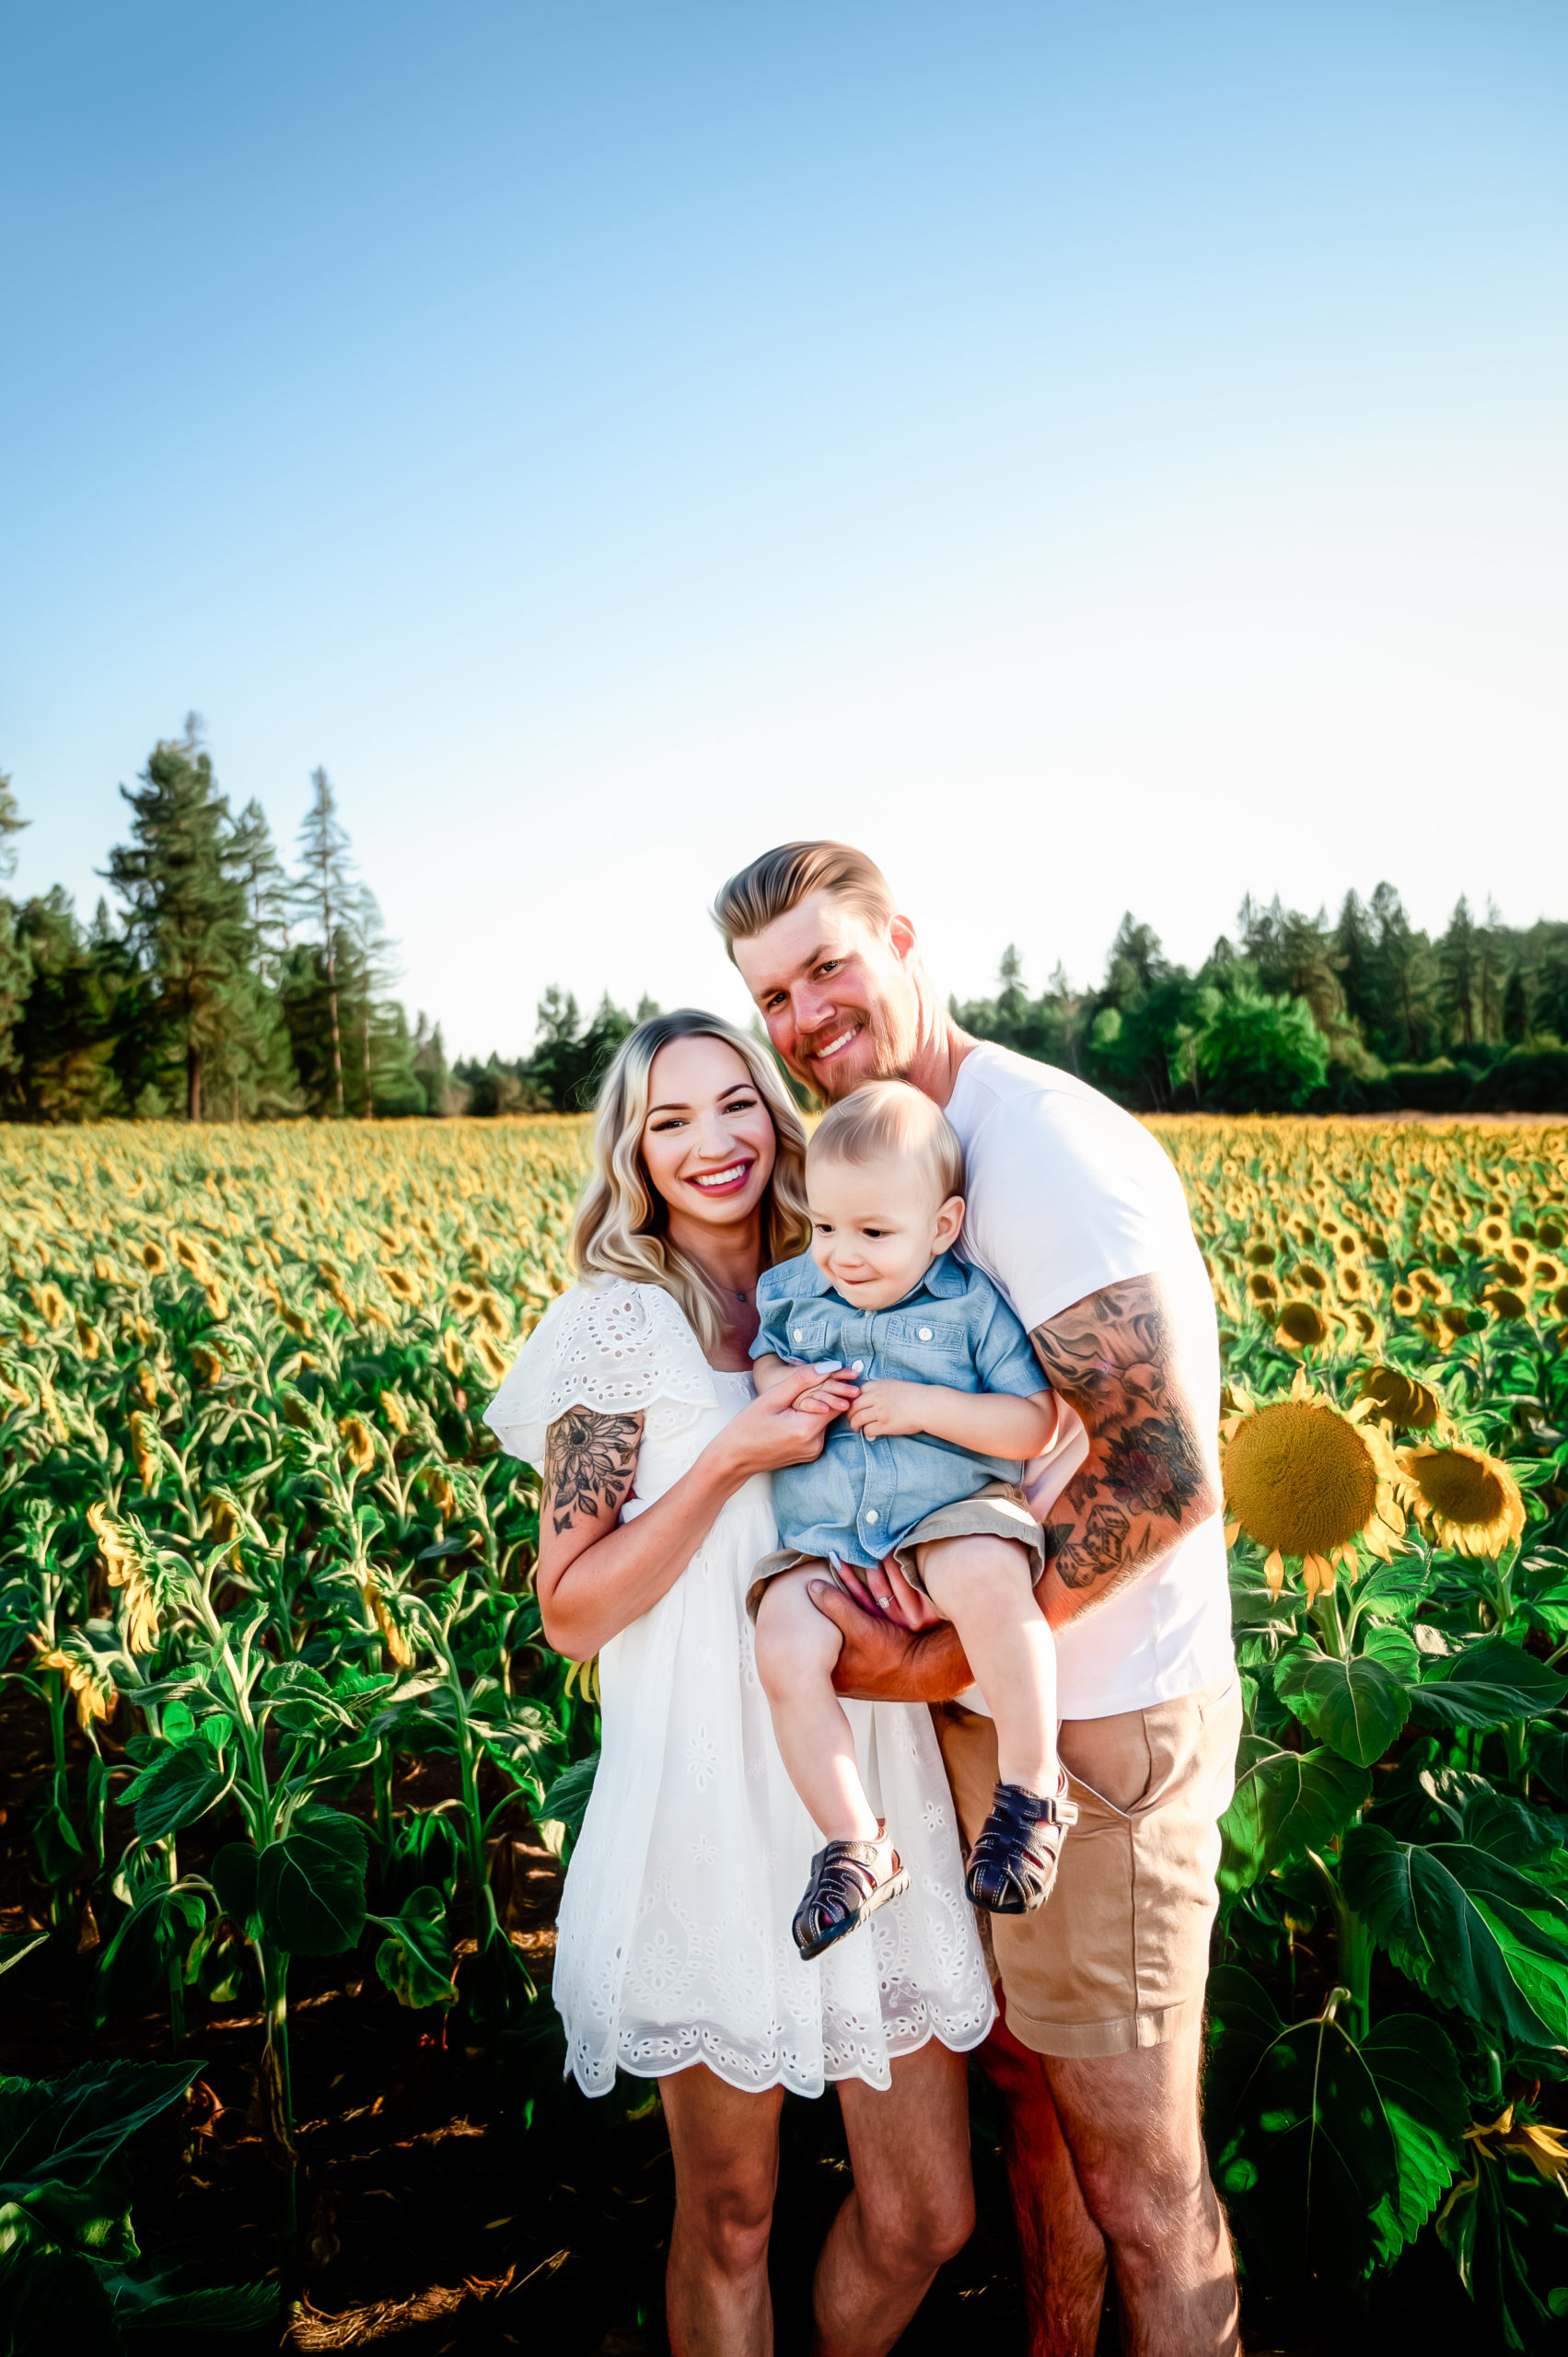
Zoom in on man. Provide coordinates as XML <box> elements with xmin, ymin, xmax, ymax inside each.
<box><xmin>718</xmin><ymin>841</ymin><xmax>1241</xmax><ymax>2357</ymax></box>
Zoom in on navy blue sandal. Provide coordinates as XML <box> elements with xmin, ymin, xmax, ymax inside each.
<box><xmin>965</xmin><ymin>1771</ymin><xmax>1076</xmax><ymax>1914</ymax></box>
<box><xmin>793</xmin><ymin>1823</ymin><xmax>910</xmax><ymax>1961</ymax></box>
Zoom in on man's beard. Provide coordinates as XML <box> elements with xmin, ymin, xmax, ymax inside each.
<box><xmin>797</xmin><ymin>997</ymin><xmax>920</xmax><ymax>1101</ymax></box>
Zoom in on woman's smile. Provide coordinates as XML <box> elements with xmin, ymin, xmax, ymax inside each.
<box><xmin>686</xmin><ymin>1156</ymin><xmax>756</xmax><ymax>1196</ymax></box>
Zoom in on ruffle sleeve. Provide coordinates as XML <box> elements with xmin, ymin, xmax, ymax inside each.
<box><xmin>482</xmin><ymin>1282</ymin><xmax>719</xmax><ymax>1468</ymax></box>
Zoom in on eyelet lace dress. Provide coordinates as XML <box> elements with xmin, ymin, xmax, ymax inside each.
<box><xmin>485</xmin><ymin>1281</ymin><xmax>995</xmax><ymax>2099</ymax></box>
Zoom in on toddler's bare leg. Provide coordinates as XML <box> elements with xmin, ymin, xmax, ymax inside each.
<box><xmin>755</xmin><ymin>1567</ymin><xmax>881</xmax><ymax>1843</ymax></box>
<box><xmin>917</xmin><ymin>1536</ymin><xmax>1058</xmax><ymax>1796</ymax></box>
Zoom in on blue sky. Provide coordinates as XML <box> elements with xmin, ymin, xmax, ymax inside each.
<box><xmin>4</xmin><ymin>2</ymin><xmax>1564</xmax><ymax>1057</ymax></box>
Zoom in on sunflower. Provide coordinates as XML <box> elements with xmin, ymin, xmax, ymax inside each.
<box><xmin>1220</xmin><ymin>1372</ymin><xmax>1411</xmax><ymax>1601</ymax></box>
<box><xmin>1529</xmin><ymin>1253</ymin><xmax>1563</xmax><ymax>1294</ymax></box>
<box><xmin>1274</xmin><ymin>1298</ymin><xmax>1334</xmax><ymax>1353</ymax></box>
<box><xmin>88</xmin><ymin>1503</ymin><xmax>159</xmax><ymax>1652</ymax></box>
<box><xmin>1247</xmin><ymin>1270</ymin><xmax>1282</xmax><ymax>1311</ymax></box>
<box><xmin>1292</xmin><ymin>1258</ymin><xmax>1331</xmax><ymax>1295</ymax></box>
<box><xmin>1356</xmin><ymin>1364</ymin><xmax>1446</xmax><ymax>1434</ymax></box>
<box><xmin>1246</xmin><ymin>1241</ymin><xmax>1277</xmax><ymax>1268</ymax></box>
<box><xmin>1390</xmin><ymin>1282</ymin><xmax>1422</xmax><ymax>1318</ymax></box>
<box><xmin>338</xmin><ymin>1414</ymin><xmax>376</xmax><ymax>1473</ymax></box>
<box><xmin>1334</xmin><ymin>1260</ymin><xmax>1373</xmax><ymax>1303</ymax></box>
<box><xmin>1475</xmin><ymin>1213</ymin><xmax>1512</xmax><ymax>1253</ymax></box>
<box><xmin>34</xmin><ymin>1641</ymin><xmax>117</xmax><ymax>1731</ymax></box>
<box><xmin>1397</xmin><ymin>1441</ymin><xmax>1526</xmax><ymax>1559</ymax></box>
<box><xmin>1409</xmin><ymin>1267</ymin><xmax>1451</xmax><ymax>1305</ymax></box>
<box><xmin>1346</xmin><ymin>1305</ymin><xmax>1384</xmax><ymax>1352</ymax></box>
<box><xmin>1484</xmin><ymin>1286</ymin><xmax>1530</xmax><ymax>1322</ymax></box>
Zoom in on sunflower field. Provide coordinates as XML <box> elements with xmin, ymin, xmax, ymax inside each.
<box><xmin>2</xmin><ymin>1114</ymin><xmax>1566</xmax><ymax>2351</ymax></box>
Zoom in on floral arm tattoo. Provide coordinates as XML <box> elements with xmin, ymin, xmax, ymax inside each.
<box><xmin>543</xmin><ymin>1408</ymin><xmax>645</xmax><ymax>1538</ymax></box>
<box><xmin>1030</xmin><ymin>1273</ymin><xmax>1218</xmax><ymax>1607</ymax></box>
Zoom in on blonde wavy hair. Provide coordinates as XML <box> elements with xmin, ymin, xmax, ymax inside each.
<box><xmin>571</xmin><ymin>1009</ymin><xmax>812</xmax><ymax>1353</ymax></box>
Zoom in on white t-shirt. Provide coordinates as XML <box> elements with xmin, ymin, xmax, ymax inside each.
<box><xmin>944</xmin><ymin>1043</ymin><xmax>1233</xmax><ymax>1720</ymax></box>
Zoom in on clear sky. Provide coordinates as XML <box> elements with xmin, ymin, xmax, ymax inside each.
<box><xmin>3</xmin><ymin>1</ymin><xmax>1564</xmax><ymax>1059</ymax></box>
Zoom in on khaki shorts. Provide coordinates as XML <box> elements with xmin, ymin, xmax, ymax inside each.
<box><xmin>936</xmin><ymin>1672</ymin><xmax>1242</xmax><ymax>2059</ymax></box>
<box><xmin>746</xmin><ymin>1480</ymin><xmax>1046</xmax><ymax>1621</ymax></box>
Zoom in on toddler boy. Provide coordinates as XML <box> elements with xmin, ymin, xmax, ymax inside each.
<box><xmin>750</xmin><ymin>1081</ymin><xmax>1075</xmax><ymax>1960</ymax></box>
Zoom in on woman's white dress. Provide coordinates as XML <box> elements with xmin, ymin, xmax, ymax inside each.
<box><xmin>485</xmin><ymin>1280</ymin><xmax>995</xmax><ymax>2099</ymax></box>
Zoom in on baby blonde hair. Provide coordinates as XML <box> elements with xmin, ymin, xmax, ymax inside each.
<box><xmin>807</xmin><ymin>1080</ymin><xmax>965</xmax><ymax>1202</ymax></box>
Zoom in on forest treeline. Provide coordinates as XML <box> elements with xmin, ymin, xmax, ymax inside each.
<box><xmin>952</xmin><ymin>893</ymin><xmax>1568</xmax><ymax>1114</ymax></box>
<box><xmin>6</xmin><ymin>726</ymin><xmax>1568</xmax><ymax>1120</ymax></box>
<box><xmin>0</xmin><ymin>726</ymin><xmax>454</xmax><ymax>1123</ymax></box>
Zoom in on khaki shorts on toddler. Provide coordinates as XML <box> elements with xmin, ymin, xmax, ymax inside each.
<box><xmin>746</xmin><ymin>1478</ymin><xmax>1045</xmax><ymax>1621</ymax></box>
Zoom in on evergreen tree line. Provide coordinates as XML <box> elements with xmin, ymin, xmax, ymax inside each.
<box><xmin>952</xmin><ymin>888</ymin><xmax>1568</xmax><ymax>1115</ymax></box>
<box><xmin>12</xmin><ymin>734</ymin><xmax>1568</xmax><ymax>1124</ymax></box>
<box><xmin>0</xmin><ymin>722</ymin><xmax>457</xmax><ymax>1123</ymax></box>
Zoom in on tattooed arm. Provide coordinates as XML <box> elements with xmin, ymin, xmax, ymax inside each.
<box><xmin>1029</xmin><ymin>1271</ymin><xmax>1220</xmax><ymax>1625</ymax></box>
<box><xmin>535</xmin><ymin>1362</ymin><xmax>855</xmax><ymax>1658</ymax></box>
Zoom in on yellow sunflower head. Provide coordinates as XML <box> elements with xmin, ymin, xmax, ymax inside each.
<box><xmin>1410</xmin><ymin>1267</ymin><xmax>1451</xmax><ymax>1306</ymax></box>
<box><xmin>1247</xmin><ymin>1270</ymin><xmax>1282</xmax><ymax>1311</ymax></box>
<box><xmin>1485</xmin><ymin>1286</ymin><xmax>1530</xmax><ymax>1323</ymax></box>
<box><xmin>1220</xmin><ymin>1372</ymin><xmax>1410</xmax><ymax>1602</ymax></box>
<box><xmin>1293</xmin><ymin>1258</ymin><xmax>1331</xmax><ymax>1295</ymax></box>
<box><xmin>1274</xmin><ymin>1298</ymin><xmax>1334</xmax><ymax>1353</ymax></box>
<box><xmin>1475</xmin><ymin>1214</ymin><xmax>1512</xmax><ymax>1254</ymax></box>
<box><xmin>1390</xmin><ymin>1282</ymin><xmax>1421</xmax><ymax>1318</ymax></box>
<box><xmin>1355</xmin><ymin>1364</ymin><xmax>1446</xmax><ymax>1434</ymax></box>
<box><xmin>1397</xmin><ymin>1442</ymin><xmax>1526</xmax><ymax>1560</ymax></box>
<box><xmin>1528</xmin><ymin>1253</ymin><xmax>1563</xmax><ymax>1295</ymax></box>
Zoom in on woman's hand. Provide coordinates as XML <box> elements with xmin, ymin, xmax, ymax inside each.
<box><xmin>712</xmin><ymin>1361</ymin><xmax>858</xmax><ymax>1481</ymax></box>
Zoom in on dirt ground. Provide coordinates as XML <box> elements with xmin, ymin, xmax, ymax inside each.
<box><xmin>0</xmin><ymin>1686</ymin><xmax>1482</xmax><ymax>2355</ymax></box>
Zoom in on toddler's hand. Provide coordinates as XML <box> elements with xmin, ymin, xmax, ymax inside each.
<box><xmin>847</xmin><ymin>1379</ymin><xmax>928</xmax><ymax>1440</ymax></box>
<box><xmin>796</xmin><ymin>1365</ymin><xmax>859</xmax><ymax>1417</ymax></box>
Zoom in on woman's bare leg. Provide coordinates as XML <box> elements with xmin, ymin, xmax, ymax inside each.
<box><xmin>756</xmin><ymin>1567</ymin><xmax>880</xmax><ymax>1840</ymax></box>
<box><xmin>813</xmin><ymin>2039</ymin><xmax>976</xmax><ymax>2357</ymax></box>
<box><xmin>660</xmin><ymin>2063</ymin><xmax>786</xmax><ymax>2357</ymax></box>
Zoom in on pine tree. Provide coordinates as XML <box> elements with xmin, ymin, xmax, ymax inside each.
<box><xmin>229</xmin><ymin>798</ymin><xmax>292</xmax><ymax>984</ymax></box>
<box><xmin>1436</xmin><ymin>897</ymin><xmax>1479</xmax><ymax>1049</ymax></box>
<box><xmin>102</xmin><ymin>722</ymin><xmax>256</xmax><ymax>1120</ymax></box>
<box><xmin>1370</xmin><ymin>884</ymin><xmax>1433</xmax><ymax>1062</ymax></box>
<box><xmin>293</xmin><ymin>769</ymin><xmax>355</xmax><ymax>1116</ymax></box>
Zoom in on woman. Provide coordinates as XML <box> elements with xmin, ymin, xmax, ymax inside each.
<box><xmin>485</xmin><ymin>1009</ymin><xmax>993</xmax><ymax>2356</ymax></box>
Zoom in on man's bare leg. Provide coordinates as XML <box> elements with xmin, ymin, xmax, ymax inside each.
<box><xmin>660</xmin><ymin>2063</ymin><xmax>785</xmax><ymax>2357</ymax></box>
<box><xmin>978</xmin><ymin>2006</ymin><xmax>1108</xmax><ymax>2357</ymax></box>
<box><xmin>812</xmin><ymin>2038</ymin><xmax>976</xmax><ymax>2357</ymax></box>
<box><xmin>1040</xmin><ymin>2023</ymin><xmax>1239</xmax><ymax>2357</ymax></box>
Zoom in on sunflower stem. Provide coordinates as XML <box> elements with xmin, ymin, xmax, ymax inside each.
<box><xmin>1307</xmin><ymin>1847</ymin><xmax>1371</xmax><ymax>2041</ymax></box>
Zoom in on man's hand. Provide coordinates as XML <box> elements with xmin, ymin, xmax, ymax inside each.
<box><xmin>811</xmin><ymin>1579</ymin><xmax>974</xmax><ymax>1704</ymax></box>
<box><xmin>1029</xmin><ymin>1271</ymin><xmax>1219</xmax><ymax>1623</ymax></box>
<box><xmin>846</xmin><ymin>1378</ymin><xmax>929</xmax><ymax>1439</ymax></box>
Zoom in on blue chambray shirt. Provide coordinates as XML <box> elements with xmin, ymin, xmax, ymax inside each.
<box><xmin>751</xmin><ymin>1247</ymin><xmax>1048</xmax><ymax>1572</ymax></box>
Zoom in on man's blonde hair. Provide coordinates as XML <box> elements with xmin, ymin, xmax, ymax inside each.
<box><xmin>713</xmin><ymin>841</ymin><xmax>897</xmax><ymax>958</ymax></box>
<box><xmin>807</xmin><ymin>1080</ymin><xmax>965</xmax><ymax>1202</ymax></box>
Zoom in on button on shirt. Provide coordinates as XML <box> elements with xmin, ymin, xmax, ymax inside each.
<box><xmin>752</xmin><ymin>1248</ymin><xmax>1048</xmax><ymax>1572</ymax></box>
